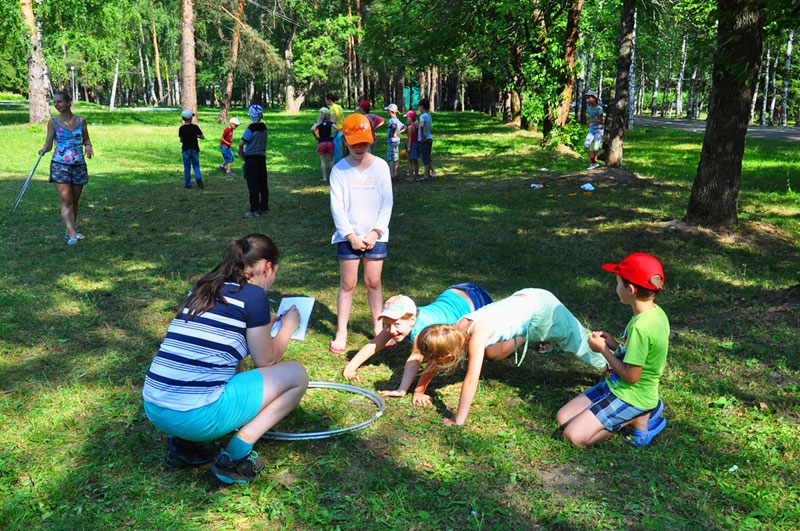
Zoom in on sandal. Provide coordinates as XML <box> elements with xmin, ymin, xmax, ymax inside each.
<box><xmin>65</xmin><ymin>233</ymin><xmax>85</xmax><ymax>241</ymax></box>
<box><xmin>66</xmin><ymin>237</ymin><xmax>79</xmax><ymax>246</ymax></box>
<box><xmin>648</xmin><ymin>399</ymin><xmax>664</xmax><ymax>431</ymax></box>
<box><xmin>627</xmin><ymin>416</ymin><xmax>667</xmax><ymax>447</ymax></box>
<box><xmin>329</xmin><ymin>340</ymin><xmax>346</xmax><ymax>354</ymax></box>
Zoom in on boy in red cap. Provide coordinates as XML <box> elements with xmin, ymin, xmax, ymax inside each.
<box><xmin>556</xmin><ymin>252</ymin><xmax>669</xmax><ymax>447</ymax></box>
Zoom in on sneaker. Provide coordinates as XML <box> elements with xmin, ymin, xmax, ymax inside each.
<box><xmin>166</xmin><ymin>436</ymin><xmax>214</xmax><ymax>467</ymax></box>
<box><xmin>196</xmin><ymin>179</ymin><xmax>205</xmax><ymax>190</ymax></box>
<box><xmin>218</xmin><ymin>165</ymin><xmax>225</xmax><ymax>172</ymax></box>
<box><xmin>210</xmin><ymin>451</ymin><xmax>265</xmax><ymax>484</ymax></box>
<box><xmin>258</xmin><ymin>209</ymin><xmax>269</xmax><ymax>215</ymax></box>
<box><xmin>244</xmin><ymin>211</ymin><xmax>261</xmax><ymax>218</ymax></box>
<box><xmin>431</xmin><ymin>170</ymin><xmax>438</xmax><ymax>178</ymax></box>
<box><xmin>225</xmin><ymin>170</ymin><xmax>235</xmax><ymax>176</ymax></box>
<box><xmin>587</xmin><ymin>163</ymin><xmax>600</xmax><ymax>170</ymax></box>
<box><xmin>185</xmin><ymin>185</ymin><xmax>192</xmax><ymax>189</ymax></box>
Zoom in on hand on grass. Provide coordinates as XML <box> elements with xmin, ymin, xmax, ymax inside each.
<box><xmin>412</xmin><ymin>392</ymin><xmax>432</xmax><ymax>406</ymax></box>
<box><xmin>342</xmin><ymin>367</ymin><xmax>359</xmax><ymax>382</ymax></box>
<box><xmin>379</xmin><ymin>389</ymin><xmax>406</xmax><ymax>398</ymax></box>
<box><xmin>441</xmin><ymin>417</ymin><xmax>457</xmax><ymax>426</ymax></box>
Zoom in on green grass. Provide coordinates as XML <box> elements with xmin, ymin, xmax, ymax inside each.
<box><xmin>0</xmin><ymin>102</ymin><xmax>798</xmax><ymax>530</ymax></box>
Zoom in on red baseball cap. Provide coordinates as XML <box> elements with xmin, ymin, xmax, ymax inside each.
<box><xmin>601</xmin><ymin>252</ymin><xmax>665</xmax><ymax>290</ymax></box>
<box><xmin>359</xmin><ymin>100</ymin><xmax>371</xmax><ymax>110</ymax></box>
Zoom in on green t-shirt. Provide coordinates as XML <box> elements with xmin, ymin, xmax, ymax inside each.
<box><xmin>607</xmin><ymin>305</ymin><xmax>669</xmax><ymax>410</ymax></box>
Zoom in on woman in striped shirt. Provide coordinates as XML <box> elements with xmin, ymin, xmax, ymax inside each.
<box><xmin>143</xmin><ymin>233</ymin><xmax>308</xmax><ymax>484</ymax></box>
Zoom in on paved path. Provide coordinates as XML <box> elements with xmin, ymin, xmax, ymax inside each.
<box><xmin>632</xmin><ymin>116</ymin><xmax>800</xmax><ymax>142</ymax></box>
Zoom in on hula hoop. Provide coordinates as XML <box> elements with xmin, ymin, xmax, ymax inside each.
<box><xmin>261</xmin><ymin>381</ymin><xmax>385</xmax><ymax>441</ymax></box>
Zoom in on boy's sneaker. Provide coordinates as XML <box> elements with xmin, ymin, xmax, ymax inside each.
<box><xmin>166</xmin><ymin>436</ymin><xmax>214</xmax><ymax>467</ymax></box>
<box><xmin>225</xmin><ymin>170</ymin><xmax>235</xmax><ymax>176</ymax></box>
<box><xmin>210</xmin><ymin>451</ymin><xmax>265</xmax><ymax>484</ymax></box>
<box><xmin>196</xmin><ymin>179</ymin><xmax>205</xmax><ymax>190</ymax></box>
<box><xmin>218</xmin><ymin>164</ymin><xmax>225</xmax><ymax>172</ymax></box>
<box><xmin>587</xmin><ymin>162</ymin><xmax>600</xmax><ymax>170</ymax></box>
<box><xmin>244</xmin><ymin>210</ymin><xmax>261</xmax><ymax>218</ymax></box>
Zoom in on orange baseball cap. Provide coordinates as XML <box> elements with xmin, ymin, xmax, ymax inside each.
<box><xmin>342</xmin><ymin>113</ymin><xmax>373</xmax><ymax>145</ymax></box>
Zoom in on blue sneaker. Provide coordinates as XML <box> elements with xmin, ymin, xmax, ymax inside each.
<box><xmin>210</xmin><ymin>451</ymin><xmax>265</xmax><ymax>484</ymax></box>
<box><xmin>166</xmin><ymin>436</ymin><xmax>214</xmax><ymax>467</ymax></box>
<box><xmin>648</xmin><ymin>399</ymin><xmax>664</xmax><ymax>431</ymax></box>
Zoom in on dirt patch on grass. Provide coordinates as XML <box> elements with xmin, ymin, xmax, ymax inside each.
<box><xmin>555</xmin><ymin>166</ymin><xmax>643</xmax><ymax>185</ymax></box>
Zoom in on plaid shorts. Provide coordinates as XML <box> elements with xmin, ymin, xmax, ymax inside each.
<box><xmin>584</xmin><ymin>379</ymin><xmax>648</xmax><ymax>432</ymax></box>
<box><xmin>49</xmin><ymin>161</ymin><xmax>89</xmax><ymax>185</ymax></box>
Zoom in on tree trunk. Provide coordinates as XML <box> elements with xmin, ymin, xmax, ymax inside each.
<box><xmin>686</xmin><ymin>0</ymin><xmax>765</xmax><ymax>228</ymax></box>
<box><xmin>676</xmin><ymin>32</ymin><xmax>687</xmax><ymax>119</ymax></box>
<box><xmin>180</xmin><ymin>0</ymin><xmax>197</xmax><ymax>116</ymax></box>
<box><xmin>218</xmin><ymin>0</ymin><xmax>245</xmax><ymax>123</ymax></box>
<box><xmin>543</xmin><ymin>0</ymin><xmax>583</xmax><ymax>139</ymax></box>
<box><xmin>760</xmin><ymin>42</ymin><xmax>770</xmax><ymax>125</ymax></box>
<box><xmin>768</xmin><ymin>54</ymin><xmax>778</xmax><ymax>125</ymax></box>
<box><xmin>628</xmin><ymin>7</ymin><xmax>637</xmax><ymax>128</ymax></box>
<box><xmin>780</xmin><ymin>28</ymin><xmax>793</xmax><ymax>127</ymax></box>
<box><xmin>110</xmin><ymin>56</ymin><xmax>120</xmax><ymax>111</ymax></box>
<box><xmin>152</xmin><ymin>15</ymin><xmax>164</xmax><ymax>104</ymax></box>
<box><xmin>20</xmin><ymin>0</ymin><xmax>49</xmax><ymax>124</ymax></box>
<box><xmin>605</xmin><ymin>0</ymin><xmax>636</xmax><ymax>168</ymax></box>
<box><xmin>651</xmin><ymin>65</ymin><xmax>659</xmax><ymax>116</ymax></box>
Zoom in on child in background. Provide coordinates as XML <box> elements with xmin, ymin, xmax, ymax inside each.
<box><xmin>343</xmin><ymin>283</ymin><xmax>493</xmax><ymax>383</ymax></box>
<box><xmin>557</xmin><ymin>253</ymin><xmax>669</xmax><ymax>447</ymax></box>
<box><xmin>218</xmin><ymin>117</ymin><xmax>240</xmax><ymax>175</ymax></box>
<box><xmin>326</xmin><ymin>93</ymin><xmax>346</xmax><ymax>163</ymax></box>
<box><xmin>411</xmin><ymin>289</ymin><xmax>609</xmax><ymax>426</ymax></box>
<box><xmin>584</xmin><ymin>90</ymin><xmax>604</xmax><ymax>170</ymax></box>
<box><xmin>417</xmin><ymin>98</ymin><xmax>437</xmax><ymax>179</ymax></box>
<box><xmin>404</xmin><ymin>111</ymin><xmax>419</xmax><ymax>181</ymax></box>
<box><xmin>383</xmin><ymin>103</ymin><xmax>405</xmax><ymax>181</ymax></box>
<box><xmin>238</xmin><ymin>105</ymin><xmax>269</xmax><ymax>217</ymax></box>
<box><xmin>328</xmin><ymin>113</ymin><xmax>393</xmax><ymax>355</ymax></box>
<box><xmin>357</xmin><ymin>100</ymin><xmax>385</xmax><ymax>154</ymax></box>
<box><xmin>179</xmin><ymin>109</ymin><xmax>205</xmax><ymax>189</ymax></box>
<box><xmin>311</xmin><ymin>107</ymin><xmax>338</xmax><ymax>182</ymax></box>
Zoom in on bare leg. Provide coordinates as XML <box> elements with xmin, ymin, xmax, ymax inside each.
<box><xmin>233</xmin><ymin>361</ymin><xmax>309</xmax><ymax>443</ymax></box>
<box><xmin>320</xmin><ymin>154</ymin><xmax>328</xmax><ymax>181</ymax></box>
<box><xmin>363</xmin><ymin>258</ymin><xmax>385</xmax><ymax>336</ymax></box>
<box><xmin>55</xmin><ymin>183</ymin><xmax>79</xmax><ymax>238</ymax></box>
<box><xmin>334</xmin><ymin>258</ymin><xmax>360</xmax><ymax>347</ymax></box>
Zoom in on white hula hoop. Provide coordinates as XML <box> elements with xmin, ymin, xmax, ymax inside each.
<box><xmin>261</xmin><ymin>381</ymin><xmax>385</xmax><ymax>441</ymax></box>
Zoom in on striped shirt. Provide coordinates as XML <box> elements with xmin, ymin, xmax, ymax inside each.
<box><xmin>142</xmin><ymin>282</ymin><xmax>271</xmax><ymax>411</ymax></box>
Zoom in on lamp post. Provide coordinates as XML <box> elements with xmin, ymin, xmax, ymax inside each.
<box><xmin>70</xmin><ymin>66</ymin><xmax>76</xmax><ymax>101</ymax></box>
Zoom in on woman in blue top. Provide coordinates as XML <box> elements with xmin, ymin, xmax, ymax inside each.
<box><xmin>342</xmin><ymin>283</ymin><xmax>493</xmax><ymax>389</ymax></box>
<box><xmin>143</xmin><ymin>233</ymin><xmax>308</xmax><ymax>484</ymax></box>
<box><xmin>38</xmin><ymin>90</ymin><xmax>93</xmax><ymax>246</ymax></box>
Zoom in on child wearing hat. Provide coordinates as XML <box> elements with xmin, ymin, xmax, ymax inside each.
<box><xmin>556</xmin><ymin>252</ymin><xmax>669</xmax><ymax>447</ymax></box>
<box><xmin>179</xmin><ymin>109</ymin><xmax>205</xmax><ymax>189</ymax></box>
<box><xmin>238</xmin><ymin>105</ymin><xmax>269</xmax><ymax>217</ymax></box>
<box><xmin>404</xmin><ymin>111</ymin><xmax>420</xmax><ymax>180</ymax></box>
<box><xmin>342</xmin><ymin>283</ymin><xmax>493</xmax><ymax>383</ymax></box>
<box><xmin>383</xmin><ymin>103</ymin><xmax>406</xmax><ymax>181</ymax></box>
<box><xmin>328</xmin><ymin>113</ymin><xmax>394</xmax><ymax>354</ymax></box>
<box><xmin>357</xmin><ymin>99</ymin><xmax>384</xmax><ymax>154</ymax></box>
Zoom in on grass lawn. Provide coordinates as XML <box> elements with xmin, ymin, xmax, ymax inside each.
<box><xmin>0</xmin><ymin>102</ymin><xmax>798</xmax><ymax>530</ymax></box>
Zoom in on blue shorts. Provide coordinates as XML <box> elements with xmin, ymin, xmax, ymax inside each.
<box><xmin>408</xmin><ymin>143</ymin><xmax>419</xmax><ymax>160</ymax></box>
<box><xmin>220</xmin><ymin>145</ymin><xmax>234</xmax><ymax>163</ymax></box>
<box><xmin>143</xmin><ymin>369</ymin><xmax>264</xmax><ymax>442</ymax></box>
<box><xmin>386</xmin><ymin>142</ymin><xmax>400</xmax><ymax>162</ymax></box>
<box><xmin>449</xmin><ymin>283</ymin><xmax>493</xmax><ymax>310</ymax></box>
<box><xmin>584</xmin><ymin>379</ymin><xmax>648</xmax><ymax>432</ymax></box>
<box><xmin>419</xmin><ymin>139</ymin><xmax>432</xmax><ymax>165</ymax></box>
<box><xmin>49</xmin><ymin>161</ymin><xmax>89</xmax><ymax>186</ymax></box>
<box><xmin>336</xmin><ymin>241</ymin><xmax>388</xmax><ymax>260</ymax></box>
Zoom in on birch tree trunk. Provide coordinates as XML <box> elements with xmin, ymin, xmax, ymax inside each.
<box><xmin>780</xmin><ymin>28</ymin><xmax>793</xmax><ymax>127</ymax></box>
<box><xmin>760</xmin><ymin>43</ymin><xmax>770</xmax><ymax>125</ymax></box>
<box><xmin>676</xmin><ymin>32</ymin><xmax>687</xmax><ymax>119</ymax></box>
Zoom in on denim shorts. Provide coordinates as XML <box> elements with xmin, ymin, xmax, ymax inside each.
<box><xmin>449</xmin><ymin>283</ymin><xmax>493</xmax><ymax>310</ymax></box>
<box><xmin>143</xmin><ymin>369</ymin><xmax>264</xmax><ymax>442</ymax></box>
<box><xmin>584</xmin><ymin>379</ymin><xmax>648</xmax><ymax>432</ymax></box>
<box><xmin>408</xmin><ymin>143</ymin><xmax>419</xmax><ymax>160</ymax></box>
<box><xmin>49</xmin><ymin>161</ymin><xmax>89</xmax><ymax>185</ymax></box>
<box><xmin>220</xmin><ymin>145</ymin><xmax>234</xmax><ymax>163</ymax></box>
<box><xmin>336</xmin><ymin>241</ymin><xmax>388</xmax><ymax>260</ymax></box>
<box><xmin>386</xmin><ymin>142</ymin><xmax>400</xmax><ymax>162</ymax></box>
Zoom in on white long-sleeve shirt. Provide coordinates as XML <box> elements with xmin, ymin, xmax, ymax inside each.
<box><xmin>330</xmin><ymin>156</ymin><xmax>393</xmax><ymax>243</ymax></box>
